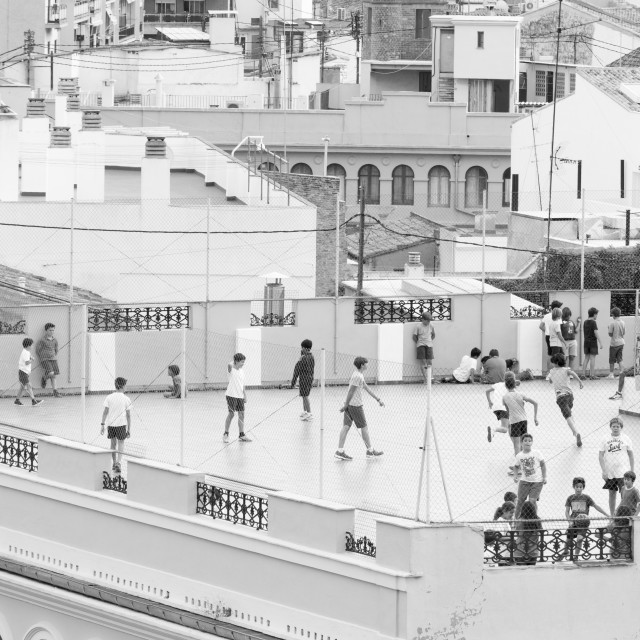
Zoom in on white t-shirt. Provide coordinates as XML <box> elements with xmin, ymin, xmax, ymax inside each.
<box><xmin>515</xmin><ymin>449</ymin><xmax>545</xmax><ymax>483</ymax></box>
<box><xmin>103</xmin><ymin>391</ymin><xmax>132</xmax><ymax>427</ymax></box>
<box><xmin>490</xmin><ymin>382</ymin><xmax>508</xmax><ymax>412</ymax></box>
<box><xmin>453</xmin><ymin>355</ymin><xmax>477</xmax><ymax>383</ymax></box>
<box><xmin>600</xmin><ymin>433</ymin><xmax>633</xmax><ymax>479</ymax></box>
<box><xmin>548</xmin><ymin>319</ymin><xmax>563</xmax><ymax>347</ymax></box>
<box><xmin>348</xmin><ymin>370</ymin><xmax>365</xmax><ymax>406</ymax></box>
<box><xmin>18</xmin><ymin>348</ymin><xmax>31</xmax><ymax>374</ymax></box>
<box><xmin>542</xmin><ymin>312</ymin><xmax>553</xmax><ymax>336</ymax></box>
<box><xmin>226</xmin><ymin>366</ymin><xmax>245</xmax><ymax>399</ymax></box>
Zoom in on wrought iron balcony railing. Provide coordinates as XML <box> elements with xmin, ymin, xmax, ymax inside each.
<box><xmin>88</xmin><ymin>306</ymin><xmax>190</xmax><ymax>332</ymax></box>
<box><xmin>354</xmin><ymin>298</ymin><xmax>452</xmax><ymax>324</ymax></box>
<box><xmin>345</xmin><ymin>532</ymin><xmax>376</xmax><ymax>557</ymax></box>
<box><xmin>103</xmin><ymin>471</ymin><xmax>127</xmax><ymax>493</ymax></box>
<box><xmin>196</xmin><ymin>482</ymin><xmax>268</xmax><ymax>531</ymax></box>
<box><xmin>0</xmin><ymin>434</ymin><xmax>38</xmax><ymax>472</ymax></box>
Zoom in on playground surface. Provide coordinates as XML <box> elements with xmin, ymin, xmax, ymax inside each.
<box><xmin>2</xmin><ymin>377</ymin><xmax>637</xmax><ymax>527</ymax></box>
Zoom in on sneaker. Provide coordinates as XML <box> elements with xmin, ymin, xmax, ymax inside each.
<box><xmin>334</xmin><ymin>450</ymin><xmax>353</xmax><ymax>461</ymax></box>
<box><xmin>53</xmin><ymin>391</ymin><xmax>62</xmax><ymax>398</ymax></box>
<box><xmin>576</xmin><ymin>433</ymin><xmax>582</xmax><ymax>448</ymax></box>
<box><xmin>487</xmin><ymin>426</ymin><xmax>492</xmax><ymax>442</ymax></box>
<box><xmin>14</xmin><ymin>399</ymin><xmax>23</xmax><ymax>406</ymax></box>
<box><xmin>610</xmin><ymin>391</ymin><xmax>623</xmax><ymax>400</ymax></box>
<box><xmin>302</xmin><ymin>413</ymin><xmax>314</xmax><ymax>421</ymax></box>
<box><xmin>41</xmin><ymin>376</ymin><xmax>46</xmax><ymax>389</ymax></box>
<box><xmin>606</xmin><ymin>373</ymin><xmax>615</xmax><ymax>380</ymax></box>
<box><xmin>366</xmin><ymin>449</ymin><xmax>384</xmax><ymax>457</ymax></box>
<box><xmin>238</xmin><ymin>434</ymin><xmax>252</xmax><ymax>442</ymax></box>
<box><xmin>32</xmin><ymin>399</ymin><xmax>43</xmax><ymax>406</ymax></box>
<box><xmin>222</xmin><ymin>433</ymin><xmax>229</xmax><ymax>443</ymax></box>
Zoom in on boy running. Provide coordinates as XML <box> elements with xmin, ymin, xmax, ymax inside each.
<box><xmin>335</xmin><ymin>357</ymin><xmax>384</xmax><ymax>460</ymax></box>
<box><xmin>100</xmin><ymin>377</ymin><xmax>131</xmax><ymax>474</ymax></box>
<box><xmin>547</xmin><ymin>352</ymin><xmax>583</xmax><ymax>447</ymax></box>
<box><xmin>502</xmin><ymin>372</ymin><xmax>538</xmax><ymax>469</ymax></box>
<box><xmin>291</xmin><ymin>339</ymin><xmax>315</xmax><ymax>421</ymax></box>
<box><xmin>224</xmin><ymin>353</ymin><xmax>251</xmax><ymax>443</ymax></box>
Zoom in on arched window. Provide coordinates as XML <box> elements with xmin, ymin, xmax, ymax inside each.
<box><xmin>291</xmin><ymin>162</ymin><xmax>313</xmax><ymax>175</ymax></box>
<box><xmin>258</xmin><ymin>162</ymin><xmax>279</xmax><ymax>172</ymax></box>
<box><xmin>428</xmin><ymin>165</ymin><xmax>450</xmax><ymax>207</ymax></box>
<box><xmin>502</xmin><ymin>167</ymin><xmax>511</xmax><ymax>207</ymax></box>
<box><xmin>327</xmin><ymin>163</ymin><xmax>347</xmax><ymax>200</ymax></box>
<box><xmin>465</xmin><ymin>166</ymin><xmax>488</xmax><ymax>208</ymax></box>
<box><xmin>358</xmin><ymin>164</ymin><xmax>380</xmax><ymax>204</ymax></box>
<box><xmin>392</xmin><ymin>165</ymin><xmax>414</xmax><ymax>205</ymax></box>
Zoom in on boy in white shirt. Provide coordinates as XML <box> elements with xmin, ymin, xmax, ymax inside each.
<box><xmin>224</xmin><ymin>353</ymin><xmax>251</xmax><ymax>443</ymax></box>
<box><xmin>15</xmin><ymin>338</ymin><xmax>43</xmax><ymax>407</ymax></box>
<box><xmin>599</xmin><ymin>416</ymin><xmax>634</xmax><ymax>515</ymax></box>
<box><xmin>100</xmin><ymin>377</ymin><xmax>132</xmax><ymax>474</ymax></box>
<box><xmin>513</xmin><ymin>433</ymin><xmax>547</xmax><ymax>518</ymax></box>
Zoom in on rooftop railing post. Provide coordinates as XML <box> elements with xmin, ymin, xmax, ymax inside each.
<box><xmin>180</xmin><ymin>325</ymin><xmax>186</xmax><ymax>466</ymax></box>
<box><xmin>319</xmin><ymin>348</ymin><xmax>326</xmax><ymax>499</ymax></box>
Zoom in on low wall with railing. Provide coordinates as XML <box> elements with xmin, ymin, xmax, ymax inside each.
<box><xmin>0</xmin><ymin>432</ymin><xmax>638</xmax><ymax>640</ymax></box>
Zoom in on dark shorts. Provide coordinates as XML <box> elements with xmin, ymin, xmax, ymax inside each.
<box><xmin>550</xmin><ymin>346</ymin><xmax>564</xmax><ymax>356</ymax></box>
<box><xmin>494</xmin><ymin>409</ymin><xmax>508</xmax><ymax>421</ymax></box>
<box><xmin>42</xmin><ymin>360</ymin><xmax>59</xmax><ymax>376</ymax></box>
<box><xmin>510</xmin><ymin>420</ymin><xmax>528</xmax><ymax>438</ymax></box>
<box><xmin>343</xmin><ymin>405</ymin><xmax>367</xmax><ymax>429</ymax></box>
<box><xmin>584</xmin><ymin>342</ymin><xmax>598</xmax><ymax>355</ymax></box>
<box><xmin>226</xmin><ymin>396</ymin><xmax>245</xmax><ymax>412</ymax></box>
<box><xmin>545</xmin><ymin>335</ymin><xmax>551</xmax><ymax>356</ymax></box>
<box><xmin>299</xmin><ymin>386</ymin><xmax>312</xmax><ymax>398</ymax></box>
<box><xmin>566</xmin><ymin>520</ymin><xmax>590</xmax><ymax>539</ymax></box>
<box><xmin>18</xmin><ymin>370</ymin><xmax>29</xmax><ymax>386</ymax></box>
<box><xmin>417</xmin><ymin>346</ymin><xmax>434</xmax><ymax>361</ymax></box>
<box><xmin>556</xmin><ymin>392</ymin><xmax>574</xmax><ymax>419</ymax></box>
<box><xmin>107</xmin><ymin>425</ymin><xmax>127</xmax><ymax>440</ymax></box>
<box><xmin>609</xmin><ymin>345</ymin><xmax>624</xmax><ymax>365</ymax></box>
<box><xmin>603</xmin><ymin>477</ymin><xmax>625</xmax><ymax>492</ymax></box>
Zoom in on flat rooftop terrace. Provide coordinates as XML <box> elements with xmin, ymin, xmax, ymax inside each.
<box><xmin>1</xmin><ymin>378</ymin><xmax>635</xmax><ymax>526</ymax></box>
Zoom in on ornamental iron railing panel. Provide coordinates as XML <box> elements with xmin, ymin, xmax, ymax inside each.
<box><xmin>250</xmin><ymin>312</ymin><xmax>296</xmax><ymax>327</ymax></box>
<box><xmin>354</xmin><ymin>298</ymin><xmax>451</xmax><ymax>324</ymax></box>
<box><xmin>0</xmin><ymin>319</ymin><xmax>26</xmax><ymax>335</ymax></box>
<box><xmin>88</xmin><ymin>306</ymin><xmax>190</xmax><ymax>332</ymax></box>
<box><xmin>483</xmin><ymin>523</ymin><xmax>633</xmax><ymax>565</ymax></box>
<box><xmin>0</xmin><ymin>435</ymin><xmax>38</xmax><ymax>472</ymax></box>
<box><xmin>196</xmin><ymin>482</ymin><xmax>268</xmax><ymax>531</ymax></box>
<box><xmin>103</xmin><ymin>471</ymin><xmax>128</xmax><ymax>493</ymax></box>
<box><xmin>510</xmin><ymin>292</ymin><xmax>550</xmax><ymax>319</ymax></box>
<box><xmin>345</xmin><ymin>532</ymin><xmax>377</xmax><ymax>557</ymax></box>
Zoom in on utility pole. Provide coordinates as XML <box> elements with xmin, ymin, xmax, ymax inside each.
<box><xmin>356</xmin><ymin>185</ymin><xmax>365</xmax><ymax>297</ymax></box>
<box><xmin>319</xmin><ymin>24</ymin><xmax>327</xmax><ymax>83</ymax></box>
<box><xmin>351</xmin><ymin>10</ymin><xmax>361</xmax><ymax>85</ymax></box>
<box><xmin>23</xmin><ymin>30</ymin><xmax>35</xmax><ymax>87</ymax></box>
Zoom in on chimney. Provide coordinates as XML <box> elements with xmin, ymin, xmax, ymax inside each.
<box><xmin>404</xmin><ymin>252</ymin><xmax>425</xmax><ymax>279</ymax></box>
<box><xmin>58</xmin><ymin>78</ymin><xmax>79</xmax><ymax>95</ymax></box>
<box><xmin>46</xmin><ymin>127</ymin><xmax>75</xmax><ymax>201</ymax></box>
<box><xmin>77</xmin><ymin>111</ymin><xmax>105</xmax><ymax>203</ymax></box>
<box><xmin>55</xmin><ymin>78</ymin><xmax>79</xmax><ymax>127</ymax></box>
<box><xmin>141</xmin><ymin>136</ymin><xmax>170</xmax><ymax>204</ymax></box>
<box><xmin>26</xmin><ymin>98</ymin><xmax>46</xmax><ymax>118</ymax></box>
<box><xmin>0</xmin><ymin>105</ymin><xmax>19</xmax><ymax>201</ymax></box>
<box><xmin>66</xmin><ymin>93</ymin><xmax>82</xmax><ymax>133</ymax></box>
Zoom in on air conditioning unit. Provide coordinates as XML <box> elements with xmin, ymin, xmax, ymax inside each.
<box><xmin>226</xmin><ymin>101</ymin><xmax>241</xmax><ymax>108</ymax></box>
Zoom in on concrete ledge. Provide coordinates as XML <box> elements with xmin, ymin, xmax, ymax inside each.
<box><xmin>375</xmin><ymin>515</ymin><xmax>429</xmax><ymax>573</ymax></box>
<box><xmin>127</xmin><ymin>458</ymin><xmax>204</xmax><ymax>515</ymax></box>
<box><xmin>267</xmin><ymin>491</ymin><xmax>355</xmax><ymax>554</ymax></box>
<box><xmin>38</xmin><ymin>436</ymin><xmax>112</xmax><ymax>491</ymax></box>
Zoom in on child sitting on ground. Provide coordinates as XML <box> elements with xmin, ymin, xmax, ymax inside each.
<box><xmin>164</xmin><ymin>364</ymin><xmax>185</xmax><ymax>398</ymax></box>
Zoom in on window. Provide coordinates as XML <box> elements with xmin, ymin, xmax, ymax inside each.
<box><xmin>419</xmin><ymin>71</ymin><xmax>432</xmax><ymax>92</ymax></box>
<box><xmin>502</xmin><ymin>168</ymin><xmax>511</xmax><ymax>207</ymax></box>
<box><xmin>570</xmin><ymin>73</ymin><xmax>576</xmax><ymax>93</ymax></box>
<box><xmin>468</xmin><ymin>79</ymin><xmax>491</xmax><ymax>112</ymax></box>
<box><xmin>258</xmin><ymin>162</ymin><xmax>279</xmax><ymax>172</ymax></box>
<box><xmin>366</xmin><ymin>7</ymin><xmax>372</xmax><ymax>36</ymax></box>
<box><xmin>269</xmin><ymin>0</ymin><xmax>279</xmax><ymax>8</ymax></box>
<box><xmin>465</xmin><ymin>166</ymin><xmax>488</xmax><ymax>208</ymax></box>
<box><xmin>358</xmin><ymin>164</ymin><xmax>380</xmax><ymax>204</ymax></box>
<box><xmin>291</xmin><ymin>163</ymin><xmax>313</xmax><ymax>175</ymax></box>
<box><xmin>477</xmin><ymin>31</ymin><xmax>484</xmax><ymax>48</ymax></box>
<box><xmin>156</xmin><ymin>2</ymin><xmax>175</xmax><ymax>13</ymax></box>
<box><xmin>556</xmin><ymin>72</ymin><xmax>565</xmax><ymax>99</ymax></box>
<box><xmin>327</xmin><ymin>163</ymin><xmax>346</xmax><ymax>199</ymax></box>
<box><xmin>285</xmin><ymin>32</ymin><xmax>304</xmax><ymax>53</ymax></box>
<box><xmin>251</xmin><ymin>17</ymin><xmax>260</xmax><ymax>25</ymax></box>
<box><xmin>428</xmin><ymin>166</ymin><xmax>450</xmax><ymax>207</ymax></box>
<box><xmin>535</xmin><ymin>70</ymin><xmax>545</xmax><ymax>97</ymax></box>
<box><xmin>415</xmin><ymin>9</ymin><xmax>431</xmax><ymax>39</ymax></box>
<box><xmin>392</xmin><ymin>165</ymin><xmax>414</xmax><ymax>205</ymax></box>
<box><xmin>183</xmin><ymin>1</ymin><xmax>204</xmax><ymax>13</ymax></box>
<box><xmin>337</xmin><ymin>7</ymin><xmax>346</xmax><ymax>20</ymax></box>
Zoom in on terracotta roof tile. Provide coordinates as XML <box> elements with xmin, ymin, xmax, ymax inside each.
<box><xmin>578</xmin><ymin>67</ymin><xmax>640</xmax><ymax>112</ymax></box>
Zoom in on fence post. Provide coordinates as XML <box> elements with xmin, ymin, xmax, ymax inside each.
<box><xmin>68</xmin><ymin>197</ymin><xmax>75</xmax><ymax>383</ymax></box>
<box><xmin>579</xmin><ymin>188</ymin><xmax>585</xmax><ymax>368</ymax></box>
<box><xmin>180</xmin><ymin>326</ymin><xmax>186</xmax><ymax>466</ymax></box>
<box><xmin>319</xmin><ymin>348</ymin><xmax>326</xmax><ymax>499</ymax></box>
<box><xmin>415</xmin><ymin>366</ymin><xmax>432</xmax><ymax>522</ymax></box>
<box><xmin>80</xmin><ymin>304</ymin><xmax>87</xmax><ymax>443</ymax></box>
<box><xmin>204</xmin><ymin>200</ymin><xmax>210</xmax><ymax>383</ymax></box>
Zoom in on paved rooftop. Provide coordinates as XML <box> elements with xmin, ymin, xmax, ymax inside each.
<box><xmin>1</xmin><ymin>378</ymin><xmax>634</xmax><ymax>529</ymax></box>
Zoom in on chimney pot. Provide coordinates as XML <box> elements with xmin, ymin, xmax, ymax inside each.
<box><xmin>26</xmin><ymin>98</ymin><xmax>46</xmax><ymax>117</ymax></box>
<box><xmin>145</xmin><ymin>136</ymin><xmax>167</xmax><ymax>158</ymax></box>
<box><xmin>50</xmin><ymin>126</ymin><xmax>72</xmax><ymax>148</ymax></box>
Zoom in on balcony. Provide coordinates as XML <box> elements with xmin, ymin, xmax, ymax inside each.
<box><xmin>144</xmin><ymin>12</ymin><xmax>207</xmax><ymax>23</ymax></box>
<box><xmin>74</xmin><ymin>0</ymin><xmax>90</xmax><ymax>20</ymax></box>
<box><xmin>46</xmin><ymin>3</ymin><xmax>68</xmax><ymax>26</ymax></box>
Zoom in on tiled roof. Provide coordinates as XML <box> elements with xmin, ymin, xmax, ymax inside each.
<box><xmin>608</xmin><ymin>46</ymin><xmax>640</xmax><ymax>67</ymax></box>
<box><xmin>0</xmin><ymin>264</ymin><xmax>114</xmax><ymax>307</ymax></box>
<box><xmin>578</xmin><ymin>67</ymin><xmax>640</xmax><ymax>112</ymax></box>
<box><xmin>346</xmin><ymin>214</ymin><xmax>452</xmax><ymax>259</ymax></box>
